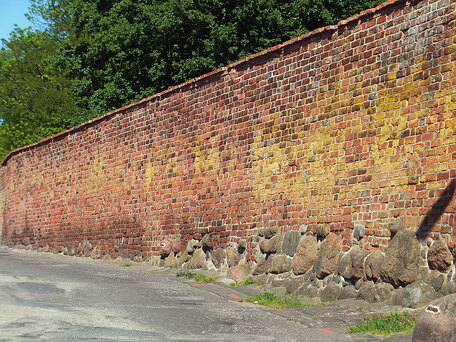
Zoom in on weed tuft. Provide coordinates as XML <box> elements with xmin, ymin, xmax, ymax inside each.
<box><xmin>230</xmin><ymin>277</ymin><xmax>260</xmax><ymax>286</ymax></box>
<box><xmin>245</xmin><ymin>292</ymin><xmax>315</xmax><ymax>309</ymax></box>
<box><xmin>347</xmin><ymin>312</ymin><xmax>416</xmax><ymax>336</ymax></box>
<box><xmin>176</xmin><ymin>271</ymin><xmax>217</xmax><ymax>283</ymax></box>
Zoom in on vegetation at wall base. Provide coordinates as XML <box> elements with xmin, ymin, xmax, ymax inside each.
<box><xmin>176</xmin><ymin>271</ymin><xmax>218</xmax><ymax>283</ymax></box>
<box><xmin>230</xmin><ymin>277</ymin><xmax>260</xmax><ymax>286</ymax></box>
<box><xmin>347</xmin><ymin>312</ymin><xmax>417</xmax><ymax>336</ymax></box>
<box><xmin>245</xmin><ymin>292</ymin><xmax>316</xmax><ymax>309</ymax></box>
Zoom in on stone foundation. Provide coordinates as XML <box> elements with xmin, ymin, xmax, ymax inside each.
<box><xmin>146</xmin><ymin>220</ymin><xmax>455</xmax><ymax>308</ymax></box>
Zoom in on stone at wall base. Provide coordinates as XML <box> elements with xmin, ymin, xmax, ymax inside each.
<box><xmin>438</xmin><ymin>281</ymin><xmax>456</xmax><ymax>296</ymax></box>
<box><xmin>228</xmin><ymin>265</ymin><xmax>250</xmax><ymax>283</ymax></box>
<box><xmin>188</xmin><ymin>248</ymin><xmax>206</xmax><ymax>269</ymax></box>
<box><xmin>339</xmin><ymin>285</ymin><xmax>357</xmax><ymax>299</ymax></box>
<box><xmin>402</xmin><ymin>282</ymin><xmax>437</xmax><ymax>309</ymax></box>
<box><xmin>285</xmin><ymin>276</ymin><xmax>304</xmax><ymax>293</ymax></box>
<box><xmin>320</xmin><ymin>283</ymin><xmax>341</xmax><ymax>302</ymax></box>
<box><xmin>380</xmin><ymin>230</ymin><xmax>420</xmax><ymax>288</ymax></box>
<box><xmin>314</xmin><ymin>233</ymin><xmax>341</xmax><ymax>279</ymax></box>
<box><xmin>412</xmin><ymin>294</ymin><xmax>456</xmax><ymax>342</ymax></box>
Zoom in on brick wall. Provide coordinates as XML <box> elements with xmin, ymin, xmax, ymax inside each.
<box><xmin>1</xmin><ymin>0</ymin><xmax>455</xmax><ymax>260</ymax></box>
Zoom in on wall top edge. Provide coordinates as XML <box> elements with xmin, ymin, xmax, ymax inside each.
<box><xmin>1</xmin><ymin>0</ymin><xmax>417</xmax><ymax>166</ymax></box>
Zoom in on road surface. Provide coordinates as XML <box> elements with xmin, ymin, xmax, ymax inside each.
<box><xmin>0</xmin><ymin>247</ymin><xmax>409</xmax><ymax>341</ymax></box>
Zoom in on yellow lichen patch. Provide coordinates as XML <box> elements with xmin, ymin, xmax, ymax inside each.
<box><xmin>250</xmin><ymin>122</ymin><xmax>338</xmax><ymax>203</ymax></box>
<box><xmin>144</xmin><ymin>161</ymin><xmax>155</xmax><ymax>188</ymax></box>
<box><xmin>88</xmin><ymin>155</ymin><xmax>107</xmax><ymax>192</ymax></box>
<box><xmin>192</xmin><ymin>136</ymin><xmax>221</xmax><ymax>182</ymax></box>
<box><xmin>151</xmin><ymin>147</ymin><xmax>180</xmax><ymax>188</ymax></box>
<box><xmin>247</xmin><ymin>27</ymin><xmax>456</xmax><ymax>233</ymax></box>
<box><xmin>440</xmin><ymin>71</ymin><xmax>456</xmax><ymax>137</ymax></box>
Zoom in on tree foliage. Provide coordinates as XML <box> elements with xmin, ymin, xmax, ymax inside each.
<box><xmin>58</xmin><ymin>0</ymin><xmax>386</xmax><ymax>117</ymax></box>
<box><xmin>0</xmin><ymin>0</ymin><xmax>386</xmax><ymax>159</ymax></box>
<box><xmin>0</xmin><ymin>28</ymin><xmax>81</xmax><ymax>158</ymax></box>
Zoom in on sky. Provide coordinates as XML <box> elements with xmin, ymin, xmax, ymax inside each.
<box><xmin>0</xmin><ymin>0</ymin><xmax>34</xmax><ymax>42</ymax></box>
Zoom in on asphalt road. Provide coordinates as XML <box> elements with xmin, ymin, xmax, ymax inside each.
<box><xmin>0</xmin><ymin>247</ymin><xmax>408</xmax><ymax>342</ymax></box>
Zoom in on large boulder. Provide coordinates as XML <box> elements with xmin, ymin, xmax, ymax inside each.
<box><xmin>427</xmin><ymin>239</ymin><xmax>452</xmax><ymax>273</ymax></box>
<box><xmin>253</xmin><ymin>256</ymin><xmax>266</xmax><ymax>275</ymax></box>
<box><xmin>429</xmin><ymin>271</ymin><xmax>446</xmax><ymax>292</ymax></box>
<box><xmin>228</xmin><ymin>265</ymin><xmax>251</xmax><ymax>282</ymax></box>
<box><xmin>281</xmin><ymin>230</ymin><xmax>301</xmax><ymax>256</ymax></box>
<box><xmin>285</xmin><ymin>276</ymin><xmax>304</xmax><ymax>293</ymax></box>
<box><xmin>314</xmin><ymin>233</ymin><xmax>342</xmax><ymax>279</ymax></box>
<box><xmin>179</xmin><ymin>250</ymin><xmax>191</xmax><ymax>264</ymax></box>
<box><xmin>159</xmin><ymin>240</ymin><xmax>172</xmax><ymax>258</ymax></box>
<box><xmin>83</xmin><ymin>242</ymin><xmax>93</xmax><ymax>257</ymax></box>
<box><xmin>357</xmin><ymin>281</ymin><xmax>376</xmax><ymax>302</ymax></box>
<box><xmin>357</xmin><ymin>281</ymin><xmax>394</xmax><ymax>303</ymax></box>
<box><xmin>293</xmin><ymin>235</ymin><xmax>317</xmax><ymax>275</ymax></box>
<box><xmin>340</xmin><ymin>285</ymin><xmax>357</xmax><ymax>299</ymax></box>
<box><xmin>438</xmin><ymin>281</ymin><xmax>456</xmax><ymax>296</ymax></box>
<box><xmin>258</xmin><ymin>227</ymin><xmax>278</xmax><ymax>239</ymax></box>
<box><xmin>188</xmin><ymin>248</ymin><xmax>206</xmax><ymax>269</ymax></box>
<box><xmin>389</xmin><ymin>218</ymin><xmax>404</xmax><ymax>236</ymax></box>
<box><xmin>402</xmin><ymin>282</ymin><xmax>436</xmax><ymax>309</ymax></box>
<box><xmin>171</xmin><ymin>240</ymin><xmax>183</xmax><ymax>254</ymax></box>
<box><xmin>316</xmin><ymin>224</ymin><xmax>329</xmax><ymax>239</ymax></box>
<box><xmin>380</xmin><ymin>229</ymin><xmax>421</xmax><ymax>287</ymax></box>
<box><xmin>164</xmin><ymin>252</ymin><xmax>179</xmax><ymax>268</ymax></box>
<box><xmin>269</xmin><ymin>255</ymin><xmax>292</xmax><ymax>274</ymax></box>
<box><xmin>211</xmin><ymin>248</ymin><xmax>226</xmax><ymax>269</ymax></box>
<box><xmin>413</xmin><ymin>294</ymin><xmax>456</xmax><ymax>341</ymax></box>
<box><xmin>259</xmin><ymin>234</ymin><xmax>283</xmax><ymax>254</ymax></box>
<box><xmin>376</xmin><ymin>282</ymin><xmax>394</xmax><ymax>302</ymax></box>
<box><xmin>320</xmin><ymin>283</ymin><xmax>341</xmax><ymax>302</ymax></box>
<box><xmin>186</xmin><ymin>239</ymin><xmax>201</xmax><ymax>254</ymax></box>
<box><xmin>336</xmin><ymin>245</ymin><xmax>369</xmax><ymax>282</ymax></box>
<box><xmin>202</xmin><ymin>234</ymin><xmax>214</xmax><ymax>250</ymax></box>
<box><xmin>226</xmin><ymin>246</ymin><xmax>241</xmax><ymax>267</ymax></box>
<box><xmin>363</xmin><ymin>250</ymin><xmax>384</xmax><ymax>281</ymax></box>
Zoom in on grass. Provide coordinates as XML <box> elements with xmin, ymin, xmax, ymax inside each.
<box><xmin>176</xmin><ymin>271</ymin><xmax>218</xmax><ymax>283</ymax></box>
<box><xmin>286</xmin><ymin>318</ymin><xmax>299</xmax><ymax>323</ymax></box>
<box><xmin>120</xmin><ymin>263</ymin><xmax>131</xmax><ymax>267</ymax></box>
<box><xmin>245</xmin><ymin>292</ymin><xmax>315</xmax><ymax>309</ymax></box>
<box><xmin>347</xmin><ymin>312</ymin><xmax>416</xmax><ymax>336</ymax></box>
<box><xmin>230</xmin><ymin>277</ymin><xmax>260</xmax><ymax>286</ymax></box>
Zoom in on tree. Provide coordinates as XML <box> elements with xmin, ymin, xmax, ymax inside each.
<box><xmin>54</xmin><ymin>0</ymin><xmax>386</xmax><ymax>118</ymax></box>
<box><xmin>0</xmin><ymin>28</ymin><xmax>81</xmax><ymax>159</ymax></box>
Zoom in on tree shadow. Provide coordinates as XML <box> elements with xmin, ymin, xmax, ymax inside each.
<box><xmin>416</xmin><ymin>178</ymin><xmax>456</xmax><ymax>242</ymax></box>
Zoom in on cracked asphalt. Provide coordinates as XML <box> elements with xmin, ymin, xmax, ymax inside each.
<box><xmin>0</xmin><ymin>246</ymin><xmax>413</xmax><ymax>341</ymax></box>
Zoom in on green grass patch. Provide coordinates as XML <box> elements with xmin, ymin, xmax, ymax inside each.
<box><xmin>347</xmin><ymin>312</ymin><xmax>416</xmax><ymax>336</ymax></box>
<box><xmin>120</xmin><ymin>263</ymin><xmax>131</xmax><ymax>267</ymax></box>
<box><xmin>245</xmin><ymin>292</ymin><xmax>315</xmax><ymax>309</ymax></box>
<box><xmin>230</xmin><ymin>277</ymin><xmax>260</xmax><ymax>286</ymax></box>
<box><xmin>176</xmin><ymin>271</ymin><xmax>218</xmax><ymax>283</ymax></box>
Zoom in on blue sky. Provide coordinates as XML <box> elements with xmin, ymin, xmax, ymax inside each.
<box><xmin>0</xmin><ymin>0</ymin><xmax>34</xmax><ymax>42</ymax></box>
